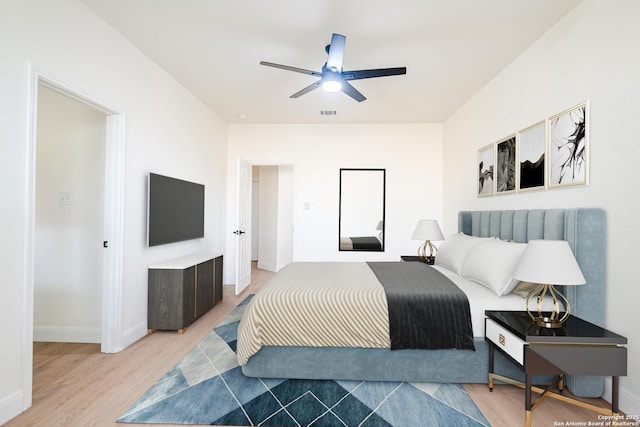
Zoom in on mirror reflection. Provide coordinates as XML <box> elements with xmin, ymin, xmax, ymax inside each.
<box><xmin>339</xmin><ymin>168</ymin><xmax>386</xmax><ymax>251</ymax></box>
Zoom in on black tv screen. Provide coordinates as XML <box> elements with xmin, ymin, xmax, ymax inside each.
<box><xmin>147</xmin><ymin>173</ymin><xmax>205</xmax><ymax>246</ymax></box>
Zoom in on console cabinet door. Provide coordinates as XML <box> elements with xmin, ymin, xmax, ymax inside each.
<box><xmin>195</xmin><ymin>260</ymin><xmax>214</xmax><ymax>319</ymax></box>
<box><xmin>214</xmin><ymin>256</ymin><xmax>223</xmax><ymax>305</ymax></box>
<box><xmin>148</xmin><ymin>267</ymin><xmax>195</xmax><ymax>331</ymax></box>
<box><xmin>182</xmin><ymin>267</ymin><xmax>196</xmax><ymax>327</ymax></box>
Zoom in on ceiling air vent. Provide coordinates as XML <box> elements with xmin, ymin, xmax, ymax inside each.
<box><xmin>320</xmin><ymin>110</ymin><xmax>337</xmax><ymax>116</ymax></box>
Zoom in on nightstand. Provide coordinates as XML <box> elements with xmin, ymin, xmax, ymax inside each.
<box><xmin>485</xmin><ymin>310</ymin><xmax>627</xmax><ymax>427</ymax></box>
<box><xmin>400</xmin><ymin>255</ymin><xmax>434</xmax><ymax>264</ymax></box>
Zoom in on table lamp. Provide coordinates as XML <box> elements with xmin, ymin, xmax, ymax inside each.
<box><xmin>411</xmin><ymin>220</ymin><xmax>444</xmax><ymax>264</ymax></box>
<box><xmin>513</xmin><ymin>240</ymin><xmax>586</xmax><ymax>328</ymax></box>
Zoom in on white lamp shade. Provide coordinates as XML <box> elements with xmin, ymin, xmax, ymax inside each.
<box><xmin>376</xmin><ymin>220</ymin><xmax>384</xmax><ymax>231</ymax></box>
<box><xmin>513</xmin><ymin>240</ymin><xmax>586</xmax><ymax>286</ymax></box>
<box><xmin>411</xmin><ymin>220</ymin><xmax>444</xmax><ymax>241</ymax></box>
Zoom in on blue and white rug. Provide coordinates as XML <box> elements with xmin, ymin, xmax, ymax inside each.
<box><xmin>118</xmin><ymin>296</ymin><xmax>489</xmax><ymax>426</ymax></box>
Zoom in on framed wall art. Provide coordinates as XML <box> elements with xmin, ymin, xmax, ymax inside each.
<box><xmin>495</xmin><ymin>135</ymin><xmax>516</xmax><ymax>194</ymax></box>
<box><xmin>548</xmin><ymin>101</ymin><xmax>589</xmax><ymax>188</ymax></box>
<box><xmin>477</xmin><ymin>143</ymin><xmax>494</xmax><ymax>197</ymax></box>
<box><xmin>517</xmin><ymin>121</ymin><xmax>546</xmax><ymax>191</ymax></box>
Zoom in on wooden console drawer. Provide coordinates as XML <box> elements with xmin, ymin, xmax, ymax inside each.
<box><xmin>485</xmin><ymin>318</ymin><xmax>525</xmax><ymax>365</ymax></box>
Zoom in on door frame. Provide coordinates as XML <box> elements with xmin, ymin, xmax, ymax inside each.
<box><xmin>23</xmin><ymin>66</ymin><xmax>126</xmax><ymax>407</ymax></box>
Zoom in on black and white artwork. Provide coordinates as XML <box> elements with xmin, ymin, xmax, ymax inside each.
<box><xmin>518</xmin><ymin>121</ymin><xmax>546</xmax><ymax>191</ymax></box>
<box><xmin>549</xmin><ymin>102</ymin><xmax>588</xmax><ymax>187</ymax></box>
<box><xmin>477</xmin><ymin>144</ymin><xmax>494</xmax><ymax>196</ymax></box>
<box><xmin>496</xmin><ymin>135</ymin><xmax>516</xmax><ymax>194</ymax></box>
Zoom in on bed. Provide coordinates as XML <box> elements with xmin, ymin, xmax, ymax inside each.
<box><xmin>339</xmin><ymin>235</ymin><xmax>383</xmax><ymax>251</ymax></box>
<box><xmin>238</xmin><ymin>208</ymin><xmax>606</xmax><ymax>397</ymax></box>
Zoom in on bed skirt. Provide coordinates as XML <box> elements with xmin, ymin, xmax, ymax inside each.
<box><xmin>242</xmin><ymin>339</ymin><xmax>602</xmax><ymax>397</ymax></box>
<box><xmin>242</xmin><ymin>338</ymin><xmax>523</xmax><ymax>384</ymax></box>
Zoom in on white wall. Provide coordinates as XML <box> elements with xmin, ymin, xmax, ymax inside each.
<box><xmin>257</xmin><ymin>166</ymin><xmax>279</xmax><ymax>271</ymax></box>
<box><xmin>251</xmin><ymin>168</ymin><xmax>260</xmax><ymax>260</ymax></box>
<box><xmin>226</xmin><ymin>123</ymin><xmax>443</xmax><ymax>284</ymax></box>
<box><xmin>277</xmin><ymin>165</ymin><xmax>294</xmax><ymax>270</ymax></box>
<box><xmin>442</xmin><ymin>0</ymin><xmax>640</xmax><ymax>413</ymax></box>
<box><xmin>34</xmin><ymin>85</ymin><xmax>106</xmax><ymax>343</ymax></box>
<box><xmin>253</xmin><ymin>165</ymin><xmax>294</xmax><ymax>273</ymax></box>
<box><xmin>0</xmin><ymin>0</ymin><xmax>227</xmax><ymax>422</ymax></box>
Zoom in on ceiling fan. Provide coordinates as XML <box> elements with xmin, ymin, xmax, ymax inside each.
<box><xmin>260</xmin><ymin>33</ymin><xmax>407</xmax><ymax>102</ymax></box>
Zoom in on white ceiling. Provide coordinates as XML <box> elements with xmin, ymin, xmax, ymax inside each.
<box><xmin>82</xmin><ymin>0</ymin><xmax>581</xmax><ymax>124</ymax></box>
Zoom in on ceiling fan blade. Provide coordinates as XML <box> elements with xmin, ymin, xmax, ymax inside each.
<box><xmin>343</xmin><ymin>67</ymin><xmax>407</xmax><ymax>81</ymax></box>
<box><xmin>325</xmin><ymin>33</ymin><xmax>346</xmax><ymax>71</ymax></box>
<box><xmin>341</xmin><ymin>81</ymin><xmax>366</xmax><ymax>102</ymax></box>
<box><xmin>290</xmin><ymin>80</ymin><xmax>322</xmax><ymax>98</ymax></box>
<box><xmin>260</xmin><ymin>61</ymin><xmax>321</xmax><ymax>77</ymax></box>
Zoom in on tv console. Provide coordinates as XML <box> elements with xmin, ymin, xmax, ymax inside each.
<box><xmin>148</xmin><ymin>252</ymin><xmax>223</xmax><ymax>334</ymax></box>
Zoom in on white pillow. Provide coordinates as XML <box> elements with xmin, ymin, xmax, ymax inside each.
<box><xmin>511</xmin><ymin>281</ymin><xmax>540</xmax><ymax>298</ymax></box>
<box><xmin>434</xmin><ymin>233</ymin><xmax>494</xmax><ymax>274</ymax></box>
<box><xmin>461</xmin><ymin>239</ymin><xmax>527</xmax><ymax>296</ymax></box>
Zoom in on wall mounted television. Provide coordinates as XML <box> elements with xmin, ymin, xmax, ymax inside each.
<box><xmin>147</xmin><ymin>173</ymin><xmax>205</xmax><ymax>247</ymax></box>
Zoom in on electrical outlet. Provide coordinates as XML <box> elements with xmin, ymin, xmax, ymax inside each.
<box><xmin>58</xmin><ymin>191</ymin><xmax>73</xmax><ymax>206</ymax></box>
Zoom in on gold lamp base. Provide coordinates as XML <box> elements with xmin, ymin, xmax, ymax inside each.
<box><xmin>525</xmin><ymin>284</ymin><xmax>571</xmax><ymax>329</ymax></box>
<box><xmin>417</xmin><ymin>240</ymin><xmax>437</xmax><ymax>264</ymax></box>
<box><xmin>533</xmin><ymin>316</ymin><xmax>564</xmax><ymax>329</ymax></box>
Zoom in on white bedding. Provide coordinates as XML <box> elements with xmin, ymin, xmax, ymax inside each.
<box><xmin>432</xmin><ymin>265</ymin><xmax>558</xmax><ymax>337</ymax></box>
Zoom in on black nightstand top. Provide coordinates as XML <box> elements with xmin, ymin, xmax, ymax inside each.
<box><xmin>485</xmin><ymin>310</ymin><xmax>627</xmax><ymax>345</ymax></box>
<box><xmin>401</xmin><ymin>255</ymin><xmax>435</xmax><ymax>264</ymax></box>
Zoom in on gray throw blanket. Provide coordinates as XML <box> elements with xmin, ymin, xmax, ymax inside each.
<box><xmin>367</xmin><ymin>262</ymin><xmax>475</xmax><ymax>351</ymax></box>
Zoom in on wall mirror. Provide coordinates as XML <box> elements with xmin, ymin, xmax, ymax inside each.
<box><xmin>339</xmin><ymin>168</ymin><xmax>386</xmax><ymax>251</ymax></box>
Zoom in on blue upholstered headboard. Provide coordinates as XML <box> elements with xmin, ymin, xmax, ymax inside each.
<box><xmin>458</xmin><ymin>208</ymin><xmax>607</xmax><ymax>396</ymax></box>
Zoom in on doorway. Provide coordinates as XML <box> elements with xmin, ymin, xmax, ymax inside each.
<box><xmin>22</xmin><ymin>69</ymin><xmax>127</xmax><ymax>412</ymax></box>
<box><xmin>27</xmin><ymin>73</ymin><xmax>126</xmax><ymax>353</ymax></box>
<box><xmin>252</xmin><ymin>165</ymin><xmax>294</xmax><ymax>273</ymax></box>
<box><xmin>33</xmin><ymin>85</ymin><xmax>106</xmax><ymax>343</ymax></box>
<box><xmin>233</xmin><ymin>163</ymin><xmax>294</xmax><ymax>295</ymax></box>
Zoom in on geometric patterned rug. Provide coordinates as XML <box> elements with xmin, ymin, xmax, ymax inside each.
<box><xmin>118</xmin><ymin>296</ymin><xmax>490</xmax><ymax>426</ymax></box>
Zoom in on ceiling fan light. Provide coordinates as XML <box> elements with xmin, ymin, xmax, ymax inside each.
<box><xmin>321</xmin><ymin>80</ymin><xmax>342</xmax><ymax>93</ymax></box>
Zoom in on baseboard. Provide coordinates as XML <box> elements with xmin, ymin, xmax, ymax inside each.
<box><xmin>256</xmin><ymin>262</ymin><xmax>288</xmax><ymax>272</ymax></box>
<box><xmin>33</xmin><ymin>326</ymin><xmax>100</xmax><ymax>343</ymax></box>
<box><xmin>602</xmin><ymin>377</ymin><xmax>640</xmax><ymax>417</ymax></box>
<box><xmin>257</xmin><ymin>261</ymin><xmax>277</xmax><ymax>272</ymax></box>
<box><xmin>0</xmin><ymin>390</ymin><xmax>24</xmax><ymax>425</ymax></box>
<box><xmin>119</xmin><ymin>320</ymin><xmax>148</xmax><ymax>352</ymax></box>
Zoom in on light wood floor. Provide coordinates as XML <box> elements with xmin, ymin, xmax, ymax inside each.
<box><xmin>5</xmin><ymin>263</ymin><xmax>610</xmax><ymax>427</ymax></box>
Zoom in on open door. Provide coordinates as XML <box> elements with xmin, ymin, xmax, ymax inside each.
<box><xmin>235</xmin><ymin>157</ymin><xmax>252</xmax><ymax>294</ymax></box>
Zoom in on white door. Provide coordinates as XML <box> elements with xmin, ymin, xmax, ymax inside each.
<box><xmin>235</xmin><ymin>157</ymin><xmax>252</xmax><ymax>294</ymax></box>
